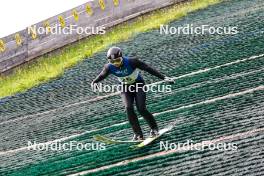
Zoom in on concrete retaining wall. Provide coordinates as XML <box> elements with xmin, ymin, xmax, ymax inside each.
<box><xmin>0</xmin><ymin>0</ymin><xmax>183</xmax><ymax>73</ymax></box>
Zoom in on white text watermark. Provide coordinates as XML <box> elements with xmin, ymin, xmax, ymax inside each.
<box><xmin>160</xmin><ymin>140</ymin><xmax>238</xmax><ymax>151</ymax></box>
<box><xmin>91</xmin><ymin>83</ymin><xmax>172</xmax><ymax>93</ymax></box>
<box><xmin>27</xmin><ymin>141</ymin><xmax>106</xmax><ymax>151</ymax></box>
<box><xmin>160</xmin><ymin>24</ymin><xmax>239</xmax><ymax>35</ymax></box>
<box><xmin>28</xmin><ymin>25</ymin><xmax>106</xmax><ymax>35</ymax></box>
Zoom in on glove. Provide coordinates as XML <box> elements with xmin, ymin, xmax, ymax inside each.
<box><xmin>164</xmin><ymin>76</ymin><xmax>175</xmax><ymax>84</ymax></box>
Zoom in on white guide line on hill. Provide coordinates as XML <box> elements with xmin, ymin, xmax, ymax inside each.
<box><xmin>0</xmin><ymin>53</ymin><xmax>263</xmax><ymax>126</ymax></box>
<box><xmin>68</xmin><ymin>127</ymin><xmax>264</xmax><ymax>176</ymax></box>
<box><xmin>0</xmin><ymin>85</ymin><xmax>263</xmax><ymax>156</ymax></box>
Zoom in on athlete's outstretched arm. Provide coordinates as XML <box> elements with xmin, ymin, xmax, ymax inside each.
<box><xmin>130</xmin><ymin>58</ymin><xmax>165</xmax><ymax>79</ymax></box>
<box><xmin>92</xmin><ymin>64</ymin><xmax>110</xmax><ymax>83</ymax></box>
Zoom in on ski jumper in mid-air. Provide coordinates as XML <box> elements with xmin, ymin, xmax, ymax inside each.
<box><xmin>91</xmin><ymin>47</ymin><xmax>174</xmax><ymax>141</ymax></box>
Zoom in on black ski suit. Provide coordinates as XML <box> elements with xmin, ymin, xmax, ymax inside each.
<box><xmin>92</xmin><ymin>57</ymin><xmax>165</xmax><ymax>137</ymax></box>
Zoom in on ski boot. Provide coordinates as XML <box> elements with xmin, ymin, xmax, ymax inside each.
<box><xmin>132</xmin><ymin>134</ymin><xmax>144</xmax><ymax>141</ymax></box>
<box><xmin>149</xmin><ymin>129</ymin><xmax>159</xmax><ymax>138</ymax></box>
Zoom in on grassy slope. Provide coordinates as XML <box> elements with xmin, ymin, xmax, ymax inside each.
<box><xmin>0</xmin><ymin>0</ymin><xmax>221</xmax><ymax>98</ymax></box>
<box><xmin>1</xmin><ymin>0</ymin><xmax>264</xmax><ymax>175</ymax></box>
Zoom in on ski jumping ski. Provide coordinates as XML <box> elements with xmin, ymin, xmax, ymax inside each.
<box><xmin>132</xmin><ymin>125</ymin><xmax>174</xmax><ymax>149</ymax></box>
<box><xmin>94</xmin><ymin>125</ymin><xmax>173</xmax><ymax>147</ymax></box>
<box><xmin>93</xmin><ymin>134</ymin><xmax>142</xmax><ymax>144</ymax></box>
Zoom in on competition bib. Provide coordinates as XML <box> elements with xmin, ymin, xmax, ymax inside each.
<box><xmin>118</xmin><ymin>69</ymin><xmax>139</xmax><ymax>84</ymax></box>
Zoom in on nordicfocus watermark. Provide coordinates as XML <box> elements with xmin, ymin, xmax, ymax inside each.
<box><xmin>28</xmin><ymin>25</ymin><xmax>106</xmax><ymax>35</ymax></box>
<box><xmin>160</xmin><ymin>24</ymin><xmax>239</xmax><ymax>35</ymax></box>
<box><xmin>160</xmin><ymin>140</ymin><xmax>238</xmax><ymax>151</ymax></box>
<box><xmin>27</xmin><ymin>141</ymin><xmax>106</xmax><ymax>151</ymax></box>
<box><xmin>91</xmin><ymin>83</ymin><xmax>172</xmax><ymax>93</ymax></box>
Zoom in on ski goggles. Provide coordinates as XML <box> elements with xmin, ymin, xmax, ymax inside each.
<box><xmin>108</xmin><ymin>57</ymin><xmax>123</xmax><ymax>64</ymax></box>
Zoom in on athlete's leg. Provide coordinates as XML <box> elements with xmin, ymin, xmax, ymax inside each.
<box><xmin>135</xmin><ymin>86</ymin><xmax>158</xmax><ymax>131</ymax></box>
<box><xmin>120</xmin><ymin>91</ymin><xmax>143</xmax><ymax>137</ymax></box>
